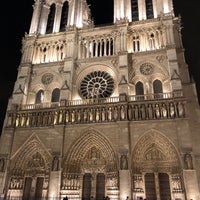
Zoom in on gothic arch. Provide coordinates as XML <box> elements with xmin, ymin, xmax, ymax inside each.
<box><xmin>28</xmin><ymin>71</ymin><xmax>63</xmax><ymax>103</ymax></box>
<box><xmin>31</xmin><ymin>71</ymin><xmax>63</xmax><ymax>91</ymax></box>
<box><xmin>63</xmin><ymin>128</ymin><xmax>118</xmax><ymax>173</ymax></box>
<box><xmin>133</xmin><ymin>60</ymin><xmax>170</xmax><ymax>79</ymax></box>
<box><xmin>10</xmin><ymin>134</ymin><xmax>52</xmax><ymax>175</ymax></box>
<box><xmin>130</xmin><ymin>61</ymin><xmax>171</xmax><ymax>94</ymax></box>
<box><xmin>131</xmin><ymin>129</ymin><xmax>181</xmax><ymax>173</ymax></box>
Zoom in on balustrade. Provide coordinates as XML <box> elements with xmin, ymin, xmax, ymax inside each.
<box><xmin>6</xmin><ymin>96</ymin><xmax>186</xmax><ymax>128</ymax></box>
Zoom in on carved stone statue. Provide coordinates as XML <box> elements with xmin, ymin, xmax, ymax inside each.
<box><xmin>120</xmin><ymin>154</ymin><xmax>128</xmax><ymax>170</ymax></box>
<box><xmin>169</xmin><ymin>103</ymin><xmax>175</xmax><ymax>118</ymax></box>
<box><xmin>52</xmin><ymin>156</ymin><xmax>59</xmax><ymax>171</ymax></box>
<box><xmin>184</xmin><ymin>153</ymin><xmax>193</xmax><ymax>169</ymax></box>
<box><xmin>120</xmin><ymin>106</ymin><xmax>125</xmax><ymax>120</ymax></box>
<box><xmin>177</xmin><ymin>102</ymin><xmax>184</xmax><ymax>117</ymax></box>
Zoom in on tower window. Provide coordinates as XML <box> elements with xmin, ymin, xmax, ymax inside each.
<box><xmin>46</xmin><ymin>4</ymin><xmax>56</xmax><ymax>34</ymax></box>
<box><xmin>145</xmin><ymin>0</ymin><xmax>154</xmax><ymax>19</ymax></box>
<box><xmin>51</xmin><ymin>88</ymin><xmax>60</xmax><ymax>102</ymax></box>
<box><xmin>60</xmin><ymin>1</ymin><xmax>69</xmax><ymax>32</ymax></box>
<box><xmin>35</xmin><ymin>90</ymin><xmax>44</xmax><ymax>104</ymax></box>
<box><xmin>153</xmin><ymin>79</ymin><xmax>163</xmax><ymax>99</ymax></box>
<box><xmin>131</xmin><ymin>0</ymin><xmax>139</xmax><ymax>21</ymax></box>
<box><xmin>135</xmin><ymin>81</ymin><xmax>144</xmax><ymax>96</ymax></box>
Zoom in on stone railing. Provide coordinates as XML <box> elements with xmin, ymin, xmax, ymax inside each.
<box><xmin>20</xmin><ymin>91</ymin><xmax>183</xmax><ymax>110</ymax></box>
<box><xmin>6</xmin><ymin>92</ymin><xmax>186</xmax><ymax>128</ymax></box>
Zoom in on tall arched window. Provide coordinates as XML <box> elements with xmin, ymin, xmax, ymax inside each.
<box><xmin>131</xmin><ymin>0</ymin><xmax>139</xmax><ymax>21</ymax></box>
<box><xmin>135</xmin><ymin>81</ymin><xmax>144</xmax><ymax>100</ymax></box>
<box><xmin>51</xmin><ymin>88</ymin><xmax>60</xmax><ymax>102</ymax></box>
<box><xmin>145</xmin><ymin>0</ymin><xmax>154</xmax><ymax>19</ymax></box>
<box><xmin>35</xmin><ymin>90</ymin><xmax>44</xmax><ymax>104</ymax></box>
<box><xmin>46</xmin><ymin>4</ymin><xmax>56</xmax><ymax>34</ymax></box>
<box><xmin>136</xmin><ymin>81</ymin><xmax>144</xmax><ymax>95</ymax></box>
<box><xmin>153</xmin><ymin>79</ymin><xmax>163</xmax><ymax>99</ymax></box>
<box><xmin>60</xmin><ymin>1</ymin><xmax>69</xmax><ymax>31</ymax></box>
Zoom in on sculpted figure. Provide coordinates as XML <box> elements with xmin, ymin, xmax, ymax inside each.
<box><xmin>184</xmin><ymin>153</ymin><xmax>193</xmax><ymax>169</ymax></box>
<box><xmin>120</xmin><ymin>154</ymin><xmax>128</xmax><ymax>170</ymax></box>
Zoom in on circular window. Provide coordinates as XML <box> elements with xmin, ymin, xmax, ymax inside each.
<box><xmin>41</xmin><ymin>73</ymin><xmax>53</xmax><ymax>85</ymax></box>
<box><xmin>80</xmin><ymin>71</ymin><xmax>114</xmax><ymax>99</ymax></box>
<box><xmin>140</xmin><ymin>63</ymin><xmax>154</xmax><ymax>75</ymax></box>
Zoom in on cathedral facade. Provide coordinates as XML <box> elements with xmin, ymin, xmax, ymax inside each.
<box><xmin>0</xmin><ymin>0</ymin><xmax>200</xmax><ymax>199</ymax></box>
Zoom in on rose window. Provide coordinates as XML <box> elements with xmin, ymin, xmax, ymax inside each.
<box><xmin>140</xmin><ymin>63</ymin><xmax>154</xmax><ymax>75</ymax></box>
<box><xmin>80</xmin><ymin>71</ymin><xmax>114</xmax><ymax>99</ymax></box>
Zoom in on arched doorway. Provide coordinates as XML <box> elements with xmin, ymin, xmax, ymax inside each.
<box><xmin>7</xmin><ymin>135</ymin><xmax>51</xmax><ymax>199</ymax></box>
<box><xmin>62</xmin><ymin>129</ymin><xmax>118</xmax><ymax>200</ymax></box>
<box><xmin>132</xmin><ymin>130</ymin><xmax>184</xmax><ymax>200</ymax></box>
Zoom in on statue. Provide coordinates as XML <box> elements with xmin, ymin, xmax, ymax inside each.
<box><xmin>177</xmin><ymin>102</ymin><xmax>184</xmax><ymax>117</ymax></box>
<box><xmin>120</xmin><ymin>106</ymin><xmax>125</xmax><ymax>120</ymax></box>
<box><xmin>120</xmin><ymin>154</ymin><xmax>128</xmax><ymax>170</ymax></box>
<box><xmin>52</xmin><ymin>156</ymin><xmax>59</xmax><ymax>171</ymax></box>
<box><xmin>184</xmin><ymin>153</ymin><xmax>193</xmax><ymax>169</ymax></box>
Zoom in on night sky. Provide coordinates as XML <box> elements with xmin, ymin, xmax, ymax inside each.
<box><xmin>0</xmin><ymin>0</ymin><xmax>200</xmax><ymax>132</ymax></box>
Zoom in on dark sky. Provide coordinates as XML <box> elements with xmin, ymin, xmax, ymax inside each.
<box><xmin>0</xmin><ymin>0</ymin><xmax>200</xmax><ymax>132</ymax></box>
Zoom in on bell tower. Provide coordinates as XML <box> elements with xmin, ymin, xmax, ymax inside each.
<box><xmin>29</xmin><ymin>0</ymin><xmax>92</xmax><ymax>35</ymax></box>
<box><xmin>0</xmin><ymin>0</ymin><xmax>200</xmax><ymax>199</ymax></box>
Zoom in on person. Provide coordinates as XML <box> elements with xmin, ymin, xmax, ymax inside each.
<box><xmin>63</xmin><ymin>195</ymin><xmax>68</xmax><ymax>200</ymax></box>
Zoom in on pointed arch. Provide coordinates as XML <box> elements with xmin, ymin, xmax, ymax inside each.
<box><xmin>153</xmin><ymin>79</ymin><xmax>163</xmax><ymax>93</ymax></box>
<box><xmin>60</xmin><ymin>1</ymin><xmax>69</xmax><ymax>31</ymax></box>
<box><xmin>131</xmin><ymin>129</ymin><xmax>180</xmax><ymax>172</ymax></box>
<box><xmin>63</xmin><ymin>128</ymin><xmax>118</xmax><ymax>173</ymax></box>
<box><xmin>135</xmin><ymin>81</ymin><xmax>144</xmax><ymax>95</ymax></box>
<box><xmin>131</xmin><ymin>0</ymin><xmax>139</xmax><ymax>21</ymax></box>
<box><xmin>51</xmin><ymin>88</ymin><xmax>60</xmax><ymax>102</ymax></box>
<box><xmin>46</xmin><ymin>3</ymin><xmax>56</xmax><ymax>34</ymax></box>
<box><xmin>10</xmin><ymin>134</ymin><xmax>52</xmax><ymax>174</ymax></box>
<box><xmin>35</xmin><ymin>89</ymin><xmax>44</xmax><ymax>104</ymax></box>
<box><xmin>145</xmin><ymin>0</ymin><xmax>154</xmax><ymax>19</ymax></box>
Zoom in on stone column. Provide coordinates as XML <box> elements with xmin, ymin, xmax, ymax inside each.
<box><xmin>68</xmin><ymin>0</ymin><xmax>75</xmax><ymax>26</ymax></box>
<box><xmin>152</xmin><ymin>0</ymin><xmax>157</xmax><ymax>18</ymax></box>
<box><xmin>29</xmin><ymin>0</ymin><xmax>43</xmax><ymax>34</ymax></box>
<box><xmin>30</xmin><ymin>177</ymin><xmax>37</xmax><ymax>199</ymax></box>
<box><xmin>138</xmin><ymin>0</ymin><xmax>146</xmax><ymax>20</ymax></box>
<box><xmin>154</xmin><ymin>173</ymin><xmax>161</xmax><ymax>200</ymax></box>
<box><xmin>38</xmin><ymin>4</ymin><xmax>50</xmax><ymax>34</ymax></box>
<box><xmin>48</xmin><ymin>171</ymin><xmax>62</xmax><ymax>199</ymax></box>
<box><xmin>119</xmin><ymin>170</ymin><xmax>131</xmax><ymax>200</ymax></box>
<box><xmin>53</xmin><ymin>2</ymin><xmax>62</xmax><ymax>33</ymax></box>
<box><xmin>183</xmin><ymin>170</ymin><xmax>200</xmax><ymax>200</ymax></box>
<box><xmin>91</xmin><ymin>173</ymin><xmax>97</xmax><ymax>198</ymax></box>
<box><xmin>114</xmin><ymin>0</ymin><xmax>120</xmax><ymax>22</ymax></box>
